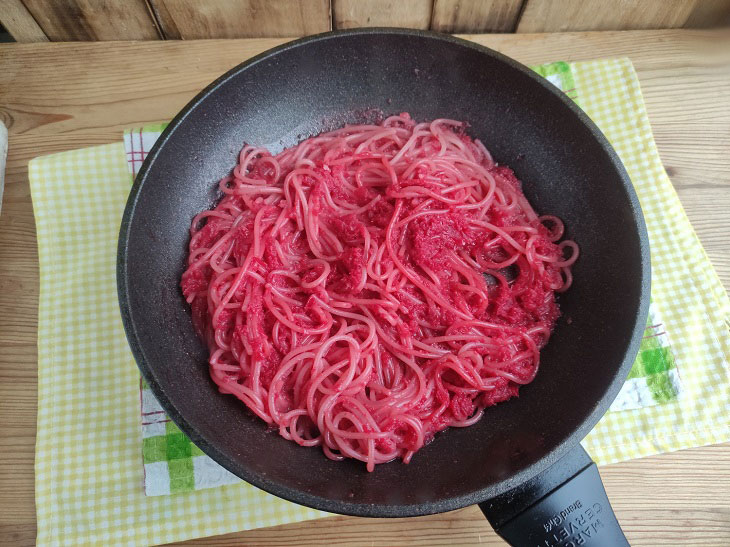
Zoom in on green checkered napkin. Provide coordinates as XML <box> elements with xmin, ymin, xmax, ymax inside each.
<box><xmin>613</xmin><ymin>302</ymin><xmax>681</xmax><ymax>410</ymax></box>
<box><xmin>140</xmin><ymin>379</ymin><xmax>240</xmax><ymax>495</ymax></box>
<box><xmin>126</xmin><ymin>61</ymin><xmax>687</xmax><ymax>495</ymax></box>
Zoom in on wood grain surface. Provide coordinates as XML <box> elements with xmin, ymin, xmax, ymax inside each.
<box><xmin>431</xmin><ymin>0</ymin><xmax>525</xmax><ymax>33</ymax></box>
<box><xmin>3</xmin><ymin>0</ymin><xmax>730</xmax><ymax>41</ymax></box>
<box><xmin>149</xmin><ymin>0</ymin><xmax>331</xmax><ymax>39</ymax></box>
<box><xmin>0</xmin><ymin>29</ymin><xmax>729</xmax><ymax>546</ymax></box>
<box><xmin>685</xmin><ymin>0</ymin><xmax>730</xmax><ymax>28</ymax></box>
<box><xmin>332</xmin><ymin>0</ymin><xmax>433</xmax><ymax>30</ymax></box>
<box><xmin>0</xmin><ymin>0</ymin><xmax>48</xmax><ymax>42</ymax></box>
<box><xmin>20</xmin><ymin>0</ymin><xmax>162</xmax><ymax>41</ymax></box>
<box><xmin>515</xmin><ymin>0</ymin><xmax>721</xmax><ymax>33</ymax></box>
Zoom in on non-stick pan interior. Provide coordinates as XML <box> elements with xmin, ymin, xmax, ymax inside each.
<box><xmin>119</xmin><ymin>29</ymin><xmax>650</xmax><ymax>517</ymax></box>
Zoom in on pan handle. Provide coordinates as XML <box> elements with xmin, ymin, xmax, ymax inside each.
<box><xmin>479</xmin><ymin>445</ymin><xmax>629</xmax><ymax>546</ymax></box>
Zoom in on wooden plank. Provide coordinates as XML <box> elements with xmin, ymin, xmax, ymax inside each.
<box><xmin>145</xmin><ymin>0</ymin><xmax>182</xmax><ymax>40</ymax></box>
<box><xmin>0</xmin><ymin>29</ymin><xmax>728</xmax><ymax>546</ymax></box>
<box><xmin>431</xmin><ymin>0</ymin><xmax>524</xmax><ymax>33</ymax></box>
<box><xmin>684</xmin><ymin>0</ymin><xmax>730</xmax><ymax>28</ymax></box>
<box><xmin>0</xmin><ymin>0</ymin><xmax>48</xmax><ymax>42</ymax></box>
<box><xmin>149</xmin><ymin>0</ymin><xmax>330</xmax><ymax>39</ymax></box>
<box><xmin>516</xmin><ymin>0</ymin><xmax>698</xmax><ymax>33</ymax></box>
<box><xmin>21</xmin><ymin>0</ymin><xmax>161</xmax><ymax>41</ymax></box>
<box><xmin>333</xmin><ymin>0</ymin><xmax>432</xmax><ymax>29</ymax></box>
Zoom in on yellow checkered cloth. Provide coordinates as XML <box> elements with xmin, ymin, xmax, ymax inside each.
<box><xmin>30</xmin><ymin>58</ymin><xmax>730</xmax><ymax>545</ymax></box>
<box><xmin>31</xmin><ymin>144</ymin><xmax>327</xmax><ymax>546</ymax></box>
<box><xmin>576</xmin><ymin>60</ymin><xmax>730</xmax><ymax>462</ymax></box>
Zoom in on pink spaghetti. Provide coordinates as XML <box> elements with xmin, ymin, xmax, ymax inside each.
<box><xmin>181</xmin><ymin>114</ymin><xmax>578</xmax><ymax>471</ymax></box>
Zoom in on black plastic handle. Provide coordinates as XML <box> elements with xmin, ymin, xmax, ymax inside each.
<box><xmin>479</xmin><ymin>445</ymin><xmax>628</xmax><ymax>546</ymax></box>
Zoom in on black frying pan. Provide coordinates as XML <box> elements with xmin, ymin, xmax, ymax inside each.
<box><xmin>118</xmin><ymin>29</ymin><xmax>650</xmax><ymax>546</ymax></box>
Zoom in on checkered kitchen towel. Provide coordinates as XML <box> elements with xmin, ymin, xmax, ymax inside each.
<box><xmin>139</xmin><ymin>378</ymin><xmax>241</xmax><ymax>495</ymax></box>
<box><xmin>32</xmin><ymin>58</ymin><xmax>730</xmax><ymax>545</ymax></box>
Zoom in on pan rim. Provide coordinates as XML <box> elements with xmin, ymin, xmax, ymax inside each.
<box><xmin>117</xmin><ymin>27</ymin><xmax>651</xmax><ymax>518</ymax></box>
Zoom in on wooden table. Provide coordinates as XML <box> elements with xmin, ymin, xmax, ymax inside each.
<box><xmin>1</xmin><ymin>29</ymin><xmax>729</xmax><ymax>546</ymax></box>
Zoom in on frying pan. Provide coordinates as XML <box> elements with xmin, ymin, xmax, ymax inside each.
<box><xmin>118</xmin><ymin>29</ymin><xmax>650</xmax><ymax>546</ymax></box>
